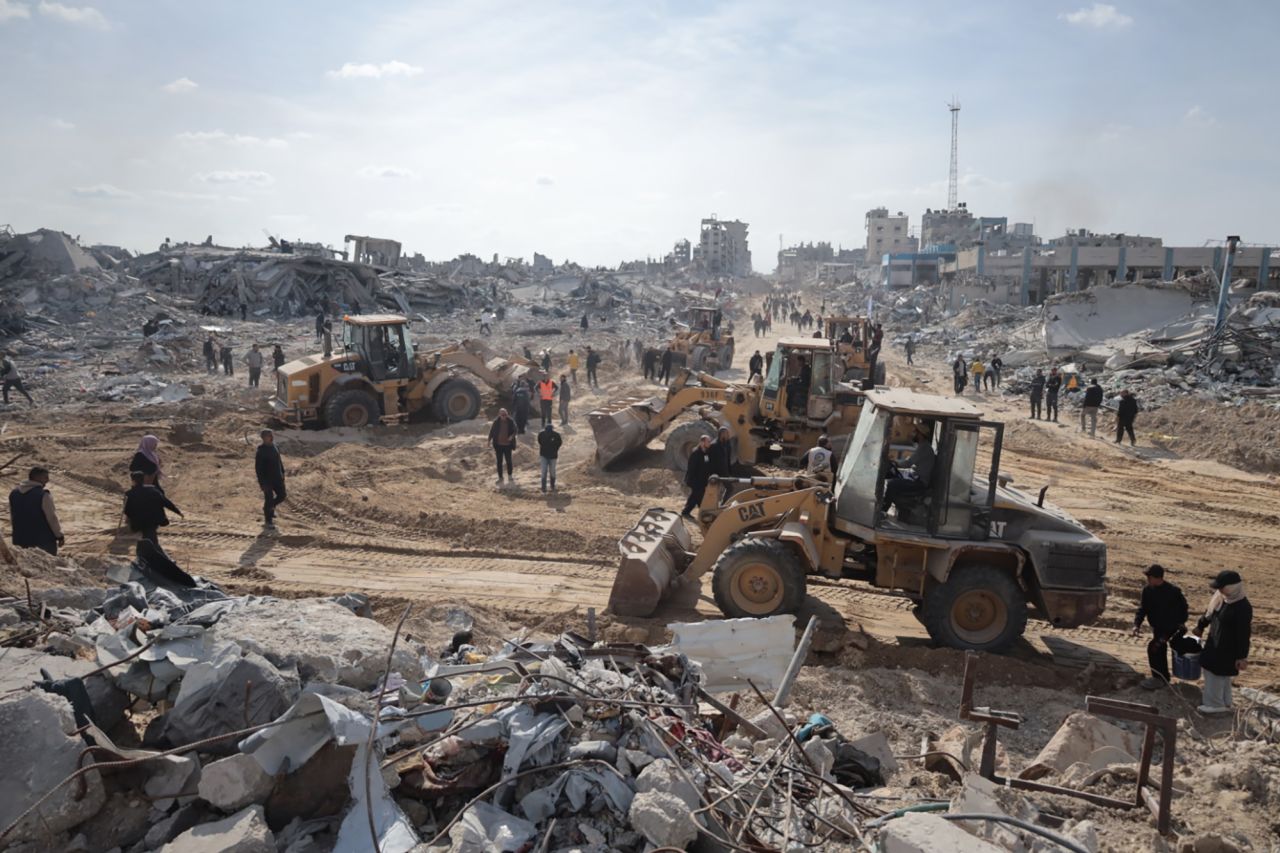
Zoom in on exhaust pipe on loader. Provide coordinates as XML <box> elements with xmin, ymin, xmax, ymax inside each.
<box><xmin>607</xmin><ymin>508</ymin><xmax>692</xmax><ymax>617</ymax></box>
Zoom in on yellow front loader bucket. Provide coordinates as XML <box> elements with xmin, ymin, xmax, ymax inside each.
<box><xmin>607</xmin><ymin>508</ymin><xmax>693</xmax><ymax>617</ymax></box>
<box><xmin>588</xmin><ymin>395</ymin><xmax>666</xmax><ymax>468</ymax></box>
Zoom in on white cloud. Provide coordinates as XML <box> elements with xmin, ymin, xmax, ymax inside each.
<box><xmin>72</xmin><ymin>183</ymin><xmax>133</xmax><ymax>199</ymax></box>
<box><xmin>0</xmin><ymin>0</ymin><xmax>30</xmax><ymax>22</ymax></box>
<box><xmin>358</xmin><ymin>165</ymin><xmax>416</xmax><ymax>180</ymax></box>
<box><xmin>37</xmin><ymin>0</ymin><xmax>107</xmax><ymax>29</ymax></box>
<box><xmin>161</xmin><ymin>77</ymin><xmax>198</xmax><ymax>94</ymax></box>
<box><xmin>196</xmin><ymin>170</ymin><xmax>275</xmax><ymax>186</ymax></box>
<box><xmin>153</xmin><ymin>190</ymin><xmax>249</xmax><ymax>203</ymax></box>
<box><xmin>326</xmin><ymin>60</ymin><xmax>423</xmax><ymax>80</ymax></box>
<box><xmin>1184</xmin><ymin>105</ymin><xmax>1216</xmax><ymax>127</ymax></box>
<box><xmin>536</xmin><ymin>175</ymin><xmax>555</xmax><ymax>186</ymax></box>
<box><xmin>50</xmin><ymin>117</ymin><xmax>75</xmax><ymax>130</ymax></box>
<box><xmin>175</xmin><ymin>130</ymin><xmax>288</xmax><ymax>148</ymax></box>
<box><xmin>1059</xmin><ymin>3</ymin><xmax>1133</xmax><ymax>29</ymax></box>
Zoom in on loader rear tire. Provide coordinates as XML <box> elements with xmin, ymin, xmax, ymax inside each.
<box><xmin>433</xmin><ymin>379</ymin><xmax>481</xmax><ymax>423</ymax></box>
<box><xmin>325</xmin><ymin>389</ymin><xmax>379</xmax><ymax>428</ymax></box>
<box><xmin>665</xmin><ymin>421</ymin><xmax>717</xmax><ymax>473</ymax></box>
<box><xmin>921</xmin><ymin>565</ymin><xmax>1027</xmax><ymax>651</ymax></box>
<box><xmin>712</xmin><ymin>538</ymin><xmax>806</xmax><ymax>619</ymax></box>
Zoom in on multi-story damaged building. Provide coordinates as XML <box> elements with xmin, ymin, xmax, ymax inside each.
<box><xmin>1047</xmin><ymin>229</ymin><xmax>1163</xmax><ymax>249</ymax></box>
<box><xmin>693</xmin><ymin>217</ymin><xmax>752</xmax><ymax>276</ymax></box>
<box><xmin>921</xmin><ymin>205</ymin><xmax>1038</xmax><ymax>253</ymax></box>
<box><xmin>666</xmin><ymin>238</ymin><xmax>691</xmax><ymax>267</ymax></box>
<box><xmin>865</xmin><ymin>208</ymin><xmax>915</xmax><ymax>261</ymax></box>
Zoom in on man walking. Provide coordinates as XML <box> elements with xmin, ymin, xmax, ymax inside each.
<box><xmin>567</xmin><ymin>350</ymin><xmax>580</xmax><ymax>385</ymax></box>
<box><xmin>537</xmin><ymin>374</ymin><xmax>557</xmax><ymax>428</ymax></box>
<box><xmin>512</xmin><ymin>378</ymin><xmax>532</xmax><ymax>434</ymax></box>
<box><xmin>969</xmin><ymin>357</ymin><xmax>985</xmax><ymax>394</ymax></box>
<box><xmin>246</xmin><ymin>344</ymin><xmax>264</xmax><ymax>388</ymax></box>
<box><xmin>586</xmin><ymin>346</ymin><xmax>601</xmax><ymax>389</ymax></box>
<box><xmin>1045</xmin><ymin>368</ymin><xmax>1062</xmax><ymax>422</ymax></box>
<box><xmin>904</xmin><ymin>338</ymin><xmax>915</xmax><ymax>366</ymax></box>
<box><xmin>220</xmin><ymin>342</ymin><xmax>234</xmax><ymax>376</ymax></box>
<box><xmin>558</xmin><ymin>372</ymin><xmax>572</xmax><ymax>425</ymax></box>
<box><xmin>1131</xmin><ymin>564</ymin><xmax>1189</xmax><ymax>689</ymax></box>
<box><xmin>537</xmin><ymin>422</ymin><xmax>562</xmax><ymax>493</ymax></box>
<box><xmin>9</xmin><ymin>467</ymin><xmax>64</xmax><ymax>555</ymax></box>
<box><xmin>1029</xmin><ymin>369</ymin><xmax>1046</xmax><ymax>419</ymax></box>
<box><xmin>989</xmin><ymin>355</ymin><xmax>1003</xmax><ymax>388</ymax></box>
<box><xmin>1081</xmin><ymin>378</ymin><xmax>1103</xmax><ymax>437</ymax></box>
<box><xmin>272</xmin><ymin>344</ymin><xmax>286</xmax><ymax>374</ymax></box>
<box><xmin>710</xmin><ymin>426</ymin><xmax>733</xmax><ymax>478</ymax></box>
<box><xmin>1194</xmin><ymin>570</ymin><xmax>1252</xmax><ymax>714</ymax></box>
<box><xmin>642</xmin><ymin>347</ymin><xmax>659</xmax><ymax>381</ymax></box>
<box><xmin>1116</xmin><ymin>389</ymin><xmax>1139</xmax><ymax>446</ymax></box>
<box><xmin>488</xmin><ymin>408</ymin><xmax>517</xmax><ymax>484</ymax></box>
<box><xmin>124</xmin><ymin>470</ymin><xmax>183</xmax><ymax>547</ymax></box>
<box><xmin>1</xmin><ymin>353</ymin><xmax>34</xmax><ymax>406</ymax></box>
<box><xmin>315</xmin><ymin>309</ymin><xmax>326</xmax><ymax>342</ymax></box>
<box><xmin>203</xmin><ymin>335</ymin><xmax>218</xmax><ymax>373</ymax></box>
<box><xmin>952</xmin><ymin>355</ymin><xmax>967</xmax><ymax>395</ymax></box>
<box><xmin>255</xmin><ymin>429</ymin><xmax>287</xmax><ymax>529</ymax></box>
<box><xmin>681</xmin><ymin>434</ymin><xmax>715</xmax><ymax>520</ymax></box>
<box><xmin>658</xmin><ymin>346</ymin><xmax>675</xmax><ymax>384</ymax></box>
<box><xmin>748</xmin><ymin>350</ymin><xmax>764</xmax><ymax>379</ymax></box>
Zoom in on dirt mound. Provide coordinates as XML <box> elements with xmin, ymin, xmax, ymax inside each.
<box><xmin>2</xmin><ymin>546</ymin><xmax>104</xmax><ymax>595</ymax></box>
<box><xmin>1143</xmin><ymin>398</ymin><xmax>1280</xmax><ymax>473</ymax></box>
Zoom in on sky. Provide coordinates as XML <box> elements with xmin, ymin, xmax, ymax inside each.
<box><xmin>1</xmin><ymin>0</ymin><xmax>1276</xmax><ymax>270</ymax></box>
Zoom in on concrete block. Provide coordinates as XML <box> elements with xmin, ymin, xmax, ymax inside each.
<box><xmin>0</xmin><ymin>691</ymin><xmax>106</xmax><ymax>845</ymax></box>
<box><xmin>628</xmin><ymin>790</ymin><xmax>697</xmax><ymax>849</ymax></box>
<box><xmin>208</xmin><ymin>598</ymin><xmax>424</xmax><ymax>689</ymax></box>
<box><xmin>1021</xmin><ymin>712</ymin><xmax>1139</xmax><ymax>781</ymax></box>
<box><xmin>880</xmin><ymin>812</ymin><xmax>1003</xmax><ymax>853</ymax></box>
<box><xmin>144</xmin><ymin>754</ymin><xmax>202</xmax><ymax>811</ymax></box>
<box><xmin>0</xmin><ymin>646</ymin><xmax>129</xmax><ymax>730</ymax></box>
<box><xmin>849</xmin><ymin>731</ymin><xmax>898</xmax><ymax>777</ymax></box>
<box><xmin>159</xmin><ymin>804</ymin><xmax>275</xmax><ymax>853</ymax></box>
<box><xmin>635</xmin><ymin>758</ymin><xmax>699</xmax><ymax>811</ymax></box>
<box><xmin>199</xmin><ymin>753</ymin><xmax>276</xmax><ymax>812</ymax></box>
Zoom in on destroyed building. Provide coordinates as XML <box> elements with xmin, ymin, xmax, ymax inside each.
<box><xmin>693</xmin><ymin>216</ymin><xmax>752</xmax><ymax>277</ymax></box>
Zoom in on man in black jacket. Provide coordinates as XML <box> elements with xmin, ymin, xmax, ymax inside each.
<box><xmin>709</xmin><ymin>427</ymin><xmax>733</xmax><ymax>478</ymax></box>
<box><xmin>1045</xmin><ymin>368</ymin><xmax>1062</xmax><ymax>422</ymax></box>
<box><xmin>681</xmin><ymin>434</ymin><xmax>715</xmax><ymax>520</ymax></box>
<box><xmin>1080</xmin><ymin>379</ymin><xmax>1104</xmax><ymax>437</ymax></box>
<box><xmin>124</xmin><ymin>471</ymin><xmax>183</xmax><ymax>546</ymax></box>
<box><xmin>1029</xmin><ymin>370</ymin><xmax>1045</xmax><ymax>419</ymax></box>
<box><xmin>1115</xmin><ymin>389</ymin><xmax>1139</xmax><ymax>446</ymax></box>
<box><xmin>748</xmin><ymin>350</ymin><xmax>764</xmax><ymax>379</ymax></box>
<box><xmin>537</xmin><ymin>423</ymin><xmax>562</xmax><ymax>493</ymax></box>
<box><xmin>1195</xmin><ymin>570</ymin><xmax>1252</xmax><ymax>714</ymax></box>
<box><xmin>658</xmin><ymin>346</ymin><xmax>675</xmax><ymax>384</ymax></box>
<box><xmin>1131</xmin><ymin>564</ymin><xmax>1188</xmax><ymax>688</ymax></box>
<box><xmin>585</xmin><ymin>347</ymin><xmax>601</xmax><ymax>389</ymax></box>
<box><xmin>255</xmin><ymin>429</ymin><xmax>287</xmax><ymax>528</ymax></box>
<box><xmin>641</xmin><ymin>348</ymin><xmax>659</xmax><ymax>381</ymax></box>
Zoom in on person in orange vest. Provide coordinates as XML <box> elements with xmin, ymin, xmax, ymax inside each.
<box><xmin>537</xmin><ymin>374</ymin><xmax>558</xmax><ymax>428</ymax></box>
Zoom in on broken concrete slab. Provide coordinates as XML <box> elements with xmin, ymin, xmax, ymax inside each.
<box><xmin>667</xmin><ymin>614</ymin><xmax>795</xmax><ymax>693</ymax></box>
<box><xmin>198</xmin><ymin>753</ymin><xmax>276</xmax><ymax>813</ymax></box>
<box><xmin>880</xmin><ymin>812</ymin><xmax>1004</xmax><ymax>853</ymax></box>
<box><xmin>628</xmin><ymin>789</ymin><xmax>698</xmax><ymax>849</ymax></box>
<box><xmin>144</xmin><ymin>754</ymin><xmax>202</xmax><ymax>811</ymax></box>
<box><xmin>0</xmin><ymin>691</ymin><xmax>106</xmax><ymax>845</ymax></box>
<box><xmin>208</xmin><ymin>598</ymin><xmax>424</xmax><ymax>690</ymax></box>
<box><xmin>1020</xmin><ymin>711</ymin><xmax>1140</xmax><ymax>781</ymax></box>
<box><xmin>164</xmin><ymin>645</ymin><xmax>299</xmax><ymax>751</ymax></box>
<box><xmin>849</xmin><ymin>731</ymin><xmax>898</xmax><ymax>779</ymax></box>
<box><xmin>158</xmin><ymin>804</ymin><xmax>276</xmax><ymax>853</ymax></box>
<box><xmin>1</xmin><ymin>645</ymin><xmax>130</xmax><ymax>730</ymax></box>
<box><xmin>634</xmin><ymin>758</ymin><xmax>700</xmax><ymax>811</ymax></box>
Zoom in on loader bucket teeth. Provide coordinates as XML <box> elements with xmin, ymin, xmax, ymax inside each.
<box><xmin>588</xmin><ymin>396</ymin><xmax>664</xmax><ymax>468</ymax></box>
<box><xmin>607</xmin><ymin>508</ymin><xmax>692</xmax><ymax>617</ymax></box>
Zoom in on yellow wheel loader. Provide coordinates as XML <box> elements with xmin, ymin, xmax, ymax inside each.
<box><xmin>668</xmin><ymin>305</ymin><xmax>734</xmax><ymax>374</ymax></box>
<box><xmin>590</xmin><ymin>337</ymin><xmax>881</xmax><ymax>470</ymax></box>
<box><xmin>608</xmin><ymin>388</ymin><xmax>1107</xmax><ymax>651</ymax></box>
<box><xmin>271</xmin><ymin>314</ymin><xmax>537</xmax><ymax>428</ymax></box>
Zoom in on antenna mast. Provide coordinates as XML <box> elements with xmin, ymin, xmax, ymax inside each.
<box><xmin>947</xmin><ymin>99</ymin><xmax>961</xmax><ymax>210</ymax></box>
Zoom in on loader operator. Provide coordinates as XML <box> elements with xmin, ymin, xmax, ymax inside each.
<box><xmin>881</xmin><ymin>421</ymin><xmax>935</xmax><ymax>520</ymax></box>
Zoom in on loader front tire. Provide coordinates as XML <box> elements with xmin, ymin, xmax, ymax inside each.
<box><xmin>433</xmin><ymin>379</ymin><xmax>481</xmax><ymax>423</ymax></box>
<box><xmin>665</xmin><ymin>421</ymin><xmax>717</xmax><ymax>473</ymax></box>
<box><xmin>325</xmin><ymin>389</ymin><xmax>379</xmax><ymax>428</ymax></box>
<box><xmin>921</xmin><ymin>565</ymin><xmax>1027</xmax><ymax>651</ymax></box>
<box><xmin>712</xmin><ymin>538</ymin><xmax>807</xmax><ymax>619</ymax></box>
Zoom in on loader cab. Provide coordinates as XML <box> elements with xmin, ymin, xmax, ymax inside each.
<box><xmin>761</xmin><ymin>338</ymin><xmax>842</xmax><ymax>422</ymax></box>
<box><xmin>832</xmin><ymin>390</ymin><xmax>1003</xmax><ymax>539</ymax></box>
<box><xmin>687</xmin><ymin>307</ymin><xmax>723</xmax><ymax>340</ymax></box>
<box><xmin>342</xmin><ymin>315</ymin><xmax>417</xmax><ymax>383</ymax></box>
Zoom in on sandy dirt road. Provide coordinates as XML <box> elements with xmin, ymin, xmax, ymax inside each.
<box><xmin>8</xmin><ymin>301</ymin><xmax>1277</xmax><ymax>690</ymax></box>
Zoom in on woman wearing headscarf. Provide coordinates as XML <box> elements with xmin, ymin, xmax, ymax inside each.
<box><xmin>1193</xmin><ymin>570</ymin><xmax>1252</xmax><ymax>715</ymax></box>
<box><xmin>130</xmin><ymin>435</ymin><xmax>164</xmax><ymax>489</ymax></box>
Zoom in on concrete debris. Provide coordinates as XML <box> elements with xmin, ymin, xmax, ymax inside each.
<box><xmin>198</xmin><ymin>753</ymin><xmax>277</xmax><ymax>812</ymax></box>
<box><xmin>157</xmin><ymin>803</ymin><xmax>276</xmax><ymax>853</ymax></box>
<box><xmin>629</xmin><ymin>789</ymin><xmax>699</xmax><ymax>848</ymax></box>
<box><xmin>1019</xmin><ymin>711</ymin><xmax>1140</xmax><ymax>781</ymax></box>
<box><xmin>880</xmin><ymin>811</ymin><xmax>1004</xmax><ymax>853</ymax></box>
